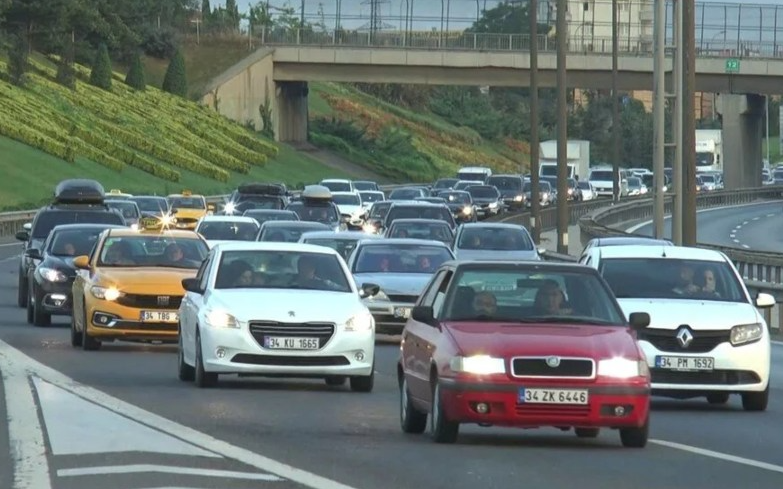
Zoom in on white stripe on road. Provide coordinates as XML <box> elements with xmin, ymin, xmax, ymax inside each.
<box><xmin>0</xmin><ymin>242</ymin><xmax>20</xmax><ymax>248</ymax></box>
<box><xmin>57</xmin><ymin>464</ymin><xmax>282</xmax><ymax>481</ymax></box>
<box><xmin>771</xmin><ymin>340</ymin><xmax>783</xmax><ymax>347</ymax></box>
<box><xmin>625</xmin><ymin>201</ymin><xmax>783</xmax><ymax>233</ymax></box>
<box><xmin>0</xmin><ymin>256</ymin><xmax>18</xmax><ymax>264</ymax></box>
<box><xmin>651</xmin><ymin>439</ymin><xmax>783</xmax><ymax>475</ymax></box>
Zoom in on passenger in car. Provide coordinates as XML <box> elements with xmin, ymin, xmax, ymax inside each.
<box><xmin>673</xmin><ymin>264</ymin><xmax>701</xmax><ymax>295</ymax></box>
<box><xmin>472</xmin><ymin>291</ymin><xmax>497</xmax><ymax>317</ymax></box>
<box><xmin>701</xmin><ymin>268</ymin><xmax>720</xmax><ymax>297</ymax></box>
<box><xmin>533</xmin><ymin>280</ymin><xmax>572</xmax><ymax>315</ymax></box>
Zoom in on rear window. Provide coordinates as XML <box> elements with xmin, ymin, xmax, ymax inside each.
<box><xmin>385</xmin><ymin>206</ymin><xmax>455</xmax><ymax>228</ymax></box>
<box><xmin>487</xmin><ymin>177</ymin><xmax>522</xmax><ymax>190</ymax></box>
<box><xmin>589</xmin><ymin>170</ymin><xmax>613</xmax><ymax>181</ymax></box>
<box><xmin>321</xmin><ymin>181</ymin><xmax>352</xmax><ymax>192</ymax></box>
<box><xmin>468</xmin><ymin>186</ymin><xmax>500</xmax><ymax>199</ymax></box>
<box><xmin>286</xmin><ymin>202</ymin><xmax>339</xmax><ymax>223</ymax></box>
<box><xmin>32</xmin><ymin>210</ymin><xmax>124</xmax><ymax>239</ymax></box>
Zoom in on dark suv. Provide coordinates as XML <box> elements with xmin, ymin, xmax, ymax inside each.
<box><xmin>15</xmin><ymin>179</ymin><xmax>126</xmax><ymax>308</ymax></box>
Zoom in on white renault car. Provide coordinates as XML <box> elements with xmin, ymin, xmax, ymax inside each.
<box><xmin>581</xmin><ymin>245</ymin><xmax>774</xmax><ymax>411</ymax></box>
<box><xmin>177</xmin><ymin>242</ymin><xmax>379</xmax><ymax>391</ymax></box>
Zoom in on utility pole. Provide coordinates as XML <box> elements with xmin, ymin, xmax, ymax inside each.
<box><xmin>612</xmin><ymin>0</ymin><xmax>620</xmax><ymax>203</ymax></box>
<box><xmin>530</xmin><ymin>0</ymin><xmax>541</xmax><ymax>245</ymax></box>
<box><xmin>556</xmin><ymin>0</ymin><xmax>568</xmax><ymax>254</ymax></box>
<box><xmin>682</xmin><ymin>0</ymin><xmax>697</xmax><ymax>245</ymax></box>
<box><xmin>672</xmin><ymin>0</ymin><xmax>684</xmax><ymax>245</ymax></box>
<box><xmin>652</xmin><ymin>0</ymin><xmax>665</xmax><ymax>237</ymax></box>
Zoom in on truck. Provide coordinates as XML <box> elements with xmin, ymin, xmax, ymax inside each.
<box><xmin>695</xmin><ymin>129</ymin><xmax>722</xmax><ymax>173</ymax></box>
<box><xmin>538</xmin><ymin>140</ymin><xmax>591</xmax><ymax>181</ymax></box>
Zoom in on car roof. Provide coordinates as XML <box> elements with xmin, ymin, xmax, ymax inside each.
<box><xmin>443</xmin><ymin>260</ymin><xmax>598</xmax><ymax>273</ymax></box>
<box><xmin>51</xmin><ymin>223</ymin><xmax>127</xmax><ymax>232</ymax></box>
<box><xmin>245</xmin><ymin>209</ymin><xmax>296</xmax><ymax>214</ymax></box>
<box><xmin>198</xmin><ymin>215</ymin><xmax>258</xmax><ymax>223</ymax></box>
<box><xmin>262</xmin><ymin>220</ymin><xmax>328</xmax><ymax>228</ymax></box>
<box><xmin>130</xmin><ymin>195</ymin><xmax>167</xmax><ymax>200</ymax></box>
<box><xmin>458</xmin><ymin>222</ymin><xmax>525</xmax><ymax>230</ymax></box>
<box><xmin>389</xmin><ymin>218</ymin><xmax>452</xmax><ymax>225</ymax></box>
<box><xmin>320</xmin><ymin>178</ymin><xmax>351</xmax><ymax>183</ymax></box>
<box><xmin>212</xmin><ymin>241</ymin><xmax>341</xmax><ymax>255</ymax></box>
<box><xmin>331</xmin><ymin>191</ymin><xmax>361</xmax><ymax>197</ymax></box>
<box><xmin>356</xmin><ymin>237</ymin><xmax>451</xmax><ymax>248</ymax></box>
<box><xmin>300</xmin><ymin>231</ymin><xmax>377</xmax><ymax>240</ymax></box>
<box><xmin>595</xmin><ymin>245</ymin><xmax>727</xmax><ymax>262</ymax></box>
<box><xmin>590</xmin><ymin>237</ymin><xmax>673</xmax><ymax>247</ymax></box>
<box><xmin>106</xmin><ymin>228</ymin><xmax>201</xmax><ymax>239</ymax></box>
<box><xmin>359</xmin><ymin>190</ymin><xmax>384</xmax><ymax>194</ymax></box>
<box><xmin>104</xmin><ymin>199</ymin><xmax>137</xmax><ymax>205</ymax></box>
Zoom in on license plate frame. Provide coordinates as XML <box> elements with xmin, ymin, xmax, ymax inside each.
<box><xmin>518</xmin><ymin>387</ymin><xmax>589</xmax><ymax>405</ymax></box>
<box><xmin>655</xmin><ymin>355</ymin><xmax>714</xmax><ymax>371</ymax></box>
<box><xmin>263</xmin><ymin>336</ymin><xmax>320</xmax><ymax>350</ymax></box>
<box><xmin>139</xmin><ymin>311</ymin><xmax>179</xmax><ymax>323</ymax></box>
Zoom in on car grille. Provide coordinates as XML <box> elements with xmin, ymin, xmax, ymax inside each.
<box><xmin>515</xmin><ymin>404</ymin><xmax>591</xmax><ymax>417</ymax></box>
<box><xmin>115</xmin><ymin>294</ymin><xmax>183</xmax><ymax>309</ymax></box>
<box><xmin>249</xmin><ymin>321</ymin><xmax>335</xmax><ymax>349</ymax></box>
<box><xmin>386</xmin><ymin>294</ymin><xmax>418</xmax><ymax>303</ymax></box>
<box><xmin>651</xmin><ymin>369</ymin><xmax>761</xmax><ymax>385</ymax></box>
<box><xmin>637</xmin><ymin>328</ymin><xmax>730</xmax><ymax>353</ymax></box>
<box><xmin>511</xmin><ymin>358</ymin><xmax>595</xmax><ymax>378</ymax></box>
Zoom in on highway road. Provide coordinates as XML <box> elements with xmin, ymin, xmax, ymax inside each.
<box><xmin>2</xmin><ymin>241</ymin><xmax>783</xmax><ymax>489</ymax></box>
<box><xmin>628</xmin><ymin>201</ymin><xmax>783</xmax><ymax>252</ymax></box>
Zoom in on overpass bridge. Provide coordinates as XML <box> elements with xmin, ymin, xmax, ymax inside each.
<box><xmin>203</xmin><ymin>29</ymin><xmax>783</xmax><ymax>189</ymax></box>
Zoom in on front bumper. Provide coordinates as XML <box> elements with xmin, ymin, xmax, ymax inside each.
<box><xmin>502</xmin><ymin>198</ymin><xmax>525</xmax><ymax>210</ymax></box>
<box><xmin>200</xmin><ymin>325</ymin><xmax>375</xmax><ymax>377</ymax></box>
<box><xmin>86</xmin><ymin>301</ymin><xmax>179</xmax><ymax>342</ymax></box>
<box><xmin>365</xmin><ymin>300</ymin><xmax>414</xmax><ymax>335</ymax></box>
<box><xmin>438</xmin><ymin>378</ymin><xmax>649</xmax><ymax>428</ymax></box>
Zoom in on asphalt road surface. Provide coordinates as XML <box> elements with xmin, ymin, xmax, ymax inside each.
<box><xmin>2</xmin><ymin>242</ymin><xmax>783</xmax><ymax>489</ymax></box>
<box><xmin>628</xmin><ymin>201</ymin><xmax>783</xmax><ymax>252</ymax></box>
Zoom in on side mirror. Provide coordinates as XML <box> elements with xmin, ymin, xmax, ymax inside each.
<box><xmin>412</xmin><ymin>305</ymin><xmax>437</xmax><ymax>326</ymax></box>
<box><xmin>15</xmin><ymin>231</ymin><xmax>29</xmax><ymax>242</ymax></box>
<box><xmin>755</xmin><ymin>292</ymin><xmax>776</xmax><ymax>309</ymax></box>
<box><xmin>628</xmin><ymin>312</ymin><xmax>651</xmax><ymax>331</ymax></box>
<box><xmin>359</xmin><ymin>282</ymin><xmax>380</xmax><ymax>298</ymax></box>
<box><xmin>23</xmin><ymin>223</ymin><xmax>31</xmax><ymax>231</ymax></box>
<box><xmin>25</xmin><ymin>248</ymin><xmax>42</xmax><ymax>260</ymax></box>
<box><xmin>73</xmin><ymin>255</ymin><xmax>91</xmax><ymax>270</ymax></box>
<box><xmin>537</xmin><ymin>247</ymin><xmax>547</xmax><ymax>255</ymax></box>
<box><xmin>182</xmin><ymin>277</ymin><xmax>202</xmax><ymax>294</ymax></box>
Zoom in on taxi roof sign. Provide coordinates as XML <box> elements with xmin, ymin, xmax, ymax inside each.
<box><xmin>182</xmin><ymin>190</ymin><xmax>192</xmax><ymax>196</ymax></box>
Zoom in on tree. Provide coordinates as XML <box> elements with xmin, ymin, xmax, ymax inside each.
<box><xmin>125</xmin><ymin>51</ymin><xmax>146</xmax><ymax>90</ymax></box>
<box><xmin>225</xmin><ymin>0</ymin><xmax>239</xmax><ymax>31</ymax></box>
<box><xmin>55</xmin><ymin>35</ymin><xmax>76</xmax><ymax>89</ymax></box>
<box><xmin>7</xmin><ymin>31</ymin><xmax>29</xmax><ymax>86</ymax></box>
<box><xmin>162</xmin><ymin>49</ymin><xmax>187</xmax><ymax>98</ymax></box>
<box><xmin>89</xmin><ymin>42</ymin><xmax>113</xmax><ymax>90</ymax></box>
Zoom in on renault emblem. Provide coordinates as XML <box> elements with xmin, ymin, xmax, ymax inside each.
<box><xmin>546</xmin><ymin>356</ymin><xmax>561</xmax><ymax>368</ymax></box>
<box><xmin>288</xmin><ymin>311</ymin><xmax>295</xmax><ymax>318</ymax></box>
<box><xmin>157</xmin><ymin>296</ymin><xmax>169</xmax><ymax>306</ymax></box>
<box><xmin>676</xmin><ymin>327</ymin><xmax>694</xmax><ymax>348</ymax></box>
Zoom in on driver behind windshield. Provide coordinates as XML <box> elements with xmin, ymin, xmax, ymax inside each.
<box><xmin>473</xmin><ymin>291</ymin><xmax>498</xmax><ymax>317</ymax></box>
<box><xmin>533</xmin><ymin>280</ymin><xmax>572</xmax><ymax>315</ymax></box>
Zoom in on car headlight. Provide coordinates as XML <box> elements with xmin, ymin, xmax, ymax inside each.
<box><xmin>130</xmin><ymin>223</ymin><xmax>139</xmax><ymax>231</ymax></box>
<box><xmin>38</xmin><ymin>267</ymin><xmax>68</xmax><ymax>282</ymax></box>
<box><xmin>205</xmin><ymin>309</ymin><xmax>239</xmax><ymax>328</ymax></box>
<box><xmin>362</xmin><ymin>223</ymin><xmax>377</xmax><ymax>233</ymax></box>
<box><xmin>542</xmin><ymin>192</ymin><xmax>549</xmax><ymax>199</ymax></box>
<box><xmin>345</xmin><ymin>311</ymin><xmax>374</xmax><ymax>331</ymax></box>
<box><xmin>597</xmin><ymin>357</ymin><xmax>647</xmax><ymax>379</ymax></box>
<box><xmin>514</xmin><ymin>195</ymin><xmax>523</xmax><ymax>202</ymax></box>
<box><xmin>450</xmin><ymin>355</ymin><xmax>506</xmax><ymax>375</ymax></box>
<box><xmin>488</xmin><ymin>202</ymin><xmax>498</xmax><ymax>208</ymax></box>
<box><xmin>462</xmin><ymin>207</ymin><xmax>472</xmax><ymax>215</ymax></box>
<box><xmin>160</xmin><ymin>214</ymin><xmax>177</xmax><ymax>226</ymax></box>
<box><xmin>223</xmin><ymin>202</ymin><xmax>236</xmax><ymax>215</ymax></box>
<box><xmin>730</xmin><ymin>323</ymin><xmax>763</xmax><ymax>346</ymax></box>
<box><xmin>90</xmin><ymin>286</ymin><xmax>123</xmax><ymax>301</ymax></box>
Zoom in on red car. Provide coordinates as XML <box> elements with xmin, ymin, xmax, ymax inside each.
<box><xmin>398</xmin><ymin>261</ymin><xmax>652</xmax><ymax>447</ymax></box>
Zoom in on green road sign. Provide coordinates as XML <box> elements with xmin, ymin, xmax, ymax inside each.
<box><xmin>725</xmin><ymin>58</ymin><xmax>740</xmax><ymax>73</ymax></box>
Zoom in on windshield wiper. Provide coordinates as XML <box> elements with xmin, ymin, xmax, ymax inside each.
<box><xmin>526</xmin><ymin>315</ymin><xmax>617</xmax><ymax>325</ymax></box>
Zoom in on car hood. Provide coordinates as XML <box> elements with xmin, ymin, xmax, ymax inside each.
<box><xmin>206</xmin><ymin>289</ymin><xmax>365</xmax><ymax>323</ymax></box>
<box><xmin>498</xmin><ymin>190</ymin><xmax>523</xmax><ymax>198</ymax></box>
<box><xmin>98</xmin><ymin>268</ymin><xmax>197</xmax><ymax>294</ymax></box>
<box><xmin>455</xmin><ymin>249</ymin><xmax>540</xmax><ymax>262</ymax></box>
<box><xmin>353</xmin><ymin>273</ymin><xmax>431</xmax><ymax>295</ymax></box>
<box><xmin>616</xmin><ymin>298</ymin><xmax>759</xmax><ymax>330</ymax></box>
<box><xmin>39</xmin><ymin>255</ymin><xmax>78</xmax><ymax>278</ymax></box>
<box><xmin>472</xmin><ymin>197</ymin><xmax>499</xmax><ymax>204</ymax></box>
<box><xmin>444</xmin><ymin>322</ymin><xmax>640</xmax><ymax>358</ymax></box>
<box><xmin>336</xmin><ymin>204</ymin><xmax>364</xmax><ymax>216</ymax></box>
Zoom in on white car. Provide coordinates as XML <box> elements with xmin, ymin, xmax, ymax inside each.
<box><xmin>177</xmin><ymin>242</ymin><xmax>379</xmax><ymax>391</ymax></box>
<box><xmin>320</xmin><ymin>179</ymin><xmax>355</xmax><ymax>193</ymax></box>
<box><xmin>581</xmin><ymin>245</ymin><xmax>774</xmax><ymax>411</ymax></box>
<box><xmin>331</xmin><ymin>191</ymin><xmax>368</xmax><ymax>228</ymax></box>
<box><xmin>194</xmin><ymin>215</ymin><xmax>259</xmax><ymax>248</ymax></box>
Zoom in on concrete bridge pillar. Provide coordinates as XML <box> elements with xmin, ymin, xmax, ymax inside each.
<box><xmin>716</xmin><ymin>93</ymin><xmax>765</xmax><ymax>190</ymax></box>
<box><xmin>274</xmin><ymin>81</ymin><xmax>309</xmax><ymax>143</ymax></box>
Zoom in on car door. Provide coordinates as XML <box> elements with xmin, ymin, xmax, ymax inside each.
<box><xmin>403</xmin><ymin>270</ymin><xmax>445</xmax><ymax>401</ymax></box>
<box><xmin>181</xmin><ymin>252</ymin><xmax>214</xmax><ymax>352</ymax></box>
<box><xmin>72</xmin><ymin>236</ymin><xmax>102</xmax><ymax>333</ymax></box>
<box><xmin>416</xmin><ymin>270</ymin><xmax>454</xmax><ymax>407</ymax></box>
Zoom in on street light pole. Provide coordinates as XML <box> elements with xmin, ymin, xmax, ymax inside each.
<box><xmin>555</xmin><ymin>0</ymin><xmax>568</xmax><ymax>254</ymax></box>
<box><xmin>682</xmin><ymin>0</ymin><xmax>697</xmax><ymax>246</ymax></box>
<box><xmin>612</xmin><ymin>0</ymin><xmax>620</xmax><ymax>203</ymax></box>
<box><xmin>672</xmin><ymin>0</ymin><xmax>684</xmax><ymax>245</ymax></box>
<box><xmin>652</xmin><ymin>0</ymin><xmax>665</xmax><ymax>238</ymax></box>
<box><xmin>530</xmin><ymin>0</ymin><xmax>541</xmax><ymax>245</ymax></box>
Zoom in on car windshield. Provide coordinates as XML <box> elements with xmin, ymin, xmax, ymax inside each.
<box><xmin>458</xmin><ymin>227</ymin><xmax>534</xmax><ymax>251</ymax></box>
<box><xmin>286</xmin><ymin>202</ymin><xmax>339</xmax><ymax>223</ymax></box>
<box><xmin>369</xmin><ymin>202</ymin><xmax>392</xmax><ymax>219</ymax></box>
<box><xmin>589</xmin><ymin>170</ymin><xmax>613</xmax><ymax>181</ymax></box>
<box><xmin>32</xmin><ymin>211</ymin><xmax>124</xmax><ymax>239</ymax></box>
<box><xmin>523</xmin><ymin>182</ymin><xmax>552</xmax><ymax>192</ymax></box>
<box><xmin>321</xmin><ymin>181</ymin><xmax>352</xmax><ymax>192</ymax></box>
<box><xmin>487</xmin><ymin>177</ymin><xmax>522</xmax><ymax>190</ymax></box>
<box><xmin>332</xmin><ymin>194</ymin><xmax>361</xmax><ymax>206</ymax></box>
<box><xmin>259</xmin><ymin>224</ymin><xmax>328</xmax><ymax>243</ymax></box>
<box><xmin>353</xmin><ymin>182</ymin><xmax>376</xmax><ymax>191</ymax></box>
<box><xmin>468</xmin><ymin>187</ymin><xmax>499</xmax><ymax>199</ymax></box>
<box><xmin>354</xmin><ymin>244</ymin><xmax>452</xmax><ymax>274</ymax></box>
<box><xmin>628</xmin><ymin>178</ymin><xmax>642</xmax><ymax>188</ymax></box>
<box><xmin>98</xmin><ymin>236</ymin><xmax>207</xmax><ymax>268</ymax></box>
<box><xmin>577</xmin><ymin>181</ymin><xmax>591</xmax><ymax>190</ymax></box>
<box><xmin>599</xmin><ymin>258</ymin><xmax>746</xmax><ymax>302</ymax></box>
<box><xmin>48</xmin><ymin>228</ymin><xmax>105</xmax><ymax>256</ymax></box>
<box><xmin>441</xmin><ymin>269</ymin><xmax>626</xmax><ymax>324</ymax></box>
<box><xmin>359</xmin><ymin>192</ymin><xmax>384</xmax><ymax>204</ymax></box>
<box><xmin>244</xmin><ymin>210</ymin><xmax>298</xmax><ymax>224</ymax></box>
<box><xmin>197</xmin><ymin>221</ymin><xmax>259</xmax><ymax>241</ymax></box>
<box><xmin>389</xmin><ymin>188</ymin><xmax>421</xmax><ymax>200</ymax></box>
<box><xmin>441</xmin><ymin>192</ymin><xmax>471</xmax><ymax>204</ymax></box>
<box><xmin>234</xmin><ymin>197</ymin><xmax>284</xmax><ymax>211</ymax></box>
<box><xmin>388</xmin><ymin>222</ymin><xmax>453</xmax><ymax>241</ymax></box>
<box><xmin>302</xmin><ymin>238</ymin><xmax>359</xmax><ymax>261</ymax></box>
<box><xmin>106</xmin><ymin>201</ymin><xmax>140</xmax><ymax>219</ymax></box>
<box><xmin>169</xmin><ymin>197</ymin><xmax>205</xmax><ymax>210</ymax></box>
<box><xmin>386</xmin><ymin>205</ymin><xmax>454</xmax><ymax>226</ymax></box>
<box><xmin>700</xmin><ymin>175</ymin><xmax>715</xmax><ymax>183</ymax></box>
<box><xmin>215</xmin><ymin>250</ymin><xmax>351</xmax><ymax>292</ymax></box>
<box><xmin>131</xmin><ymin>197</ymin><xmax>169</xmax><ymax>213</ymax></box>
<box><xmin>434</xmin><ymin>179</ymin><xmax>458</xmax><ymax>189</ymax></box>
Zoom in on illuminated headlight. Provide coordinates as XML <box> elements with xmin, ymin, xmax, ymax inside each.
<box><xmin>462</xmin><ymin>207</ymin><xmax>472</xmax><ymax>215</ymax></box>
<box><xmin>130</xmin><ymin>223</ymin><xmax>139</xmax><ymax>231</ymax></box>
<box><xmin>205</xmin><ymin>309</ymin><xmax>239</xmax><ymax>329</ymax></box>
<box><xmin>362</xmin><ymin>223</ymin><xmax>377</xmax><ymax>233</ymax></box>
<box><xmin>345</xmin><ymin>311</ymin><xmax>374</xmax><ymax>331</ymax></box>
<box><xmin>224</xmin><ymin>202</ymin><xmax>236</xmax><ymax>215</ymax></box>
<box><xmin>514</xmin><ymin>195</ymin><xmax>523</xmax><ymax>202</ymax></box>
<box><xmin>597</xmin><ymin>357</ymin><xmax>647</xmax><ymax>379</ymax></box>
<box><xmin>38</xmin><ymin>267</ymin><xmax>67</xmax><ymax>282</ymax></box>
<box><xmin>488</xmin><ymin>202</ymin><xmax>498</xmax><ymax>209</ymax></box>
<box><xmin>542</xmin><ymin>192</ymin><xmax>549</xmax><ymax>199</ymax></box>
<box><xmin>730</xmin><ymin>323</ymin><xmax>763</xmax><ymax>346</ymax></box>
<box><xmin>90</xmin><ymin>286</ymin><xmax>123</xmax><ymax>301</ymax></box>
<box><xmin>450</xmin><ymin>355</ymin><xmax>506</xmax><ymax>375</ymax></box>
<box><xmin>160</xmin><ymin>214</ymin><xmax>177</xmax><ymax>226</ymax></box>
<box><xmin>568</xmin><ymin>188</ymin><xmax>574</xmax><ymax>195</ymax></box>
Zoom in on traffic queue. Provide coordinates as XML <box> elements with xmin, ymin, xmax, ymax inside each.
<box><xmin>13</xmin><ymin>174</ymin><xmax>773</xmax><ymax>449</ymax></box>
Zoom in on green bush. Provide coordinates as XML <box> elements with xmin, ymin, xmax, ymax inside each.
<box><xmin>162</xmin><ymin>50</ymin><xmax>187</xmax><ymax>98</ymax></box>
<box><xmin>125</xmin><ymin>52</ymin><xmax>146</xmax><ymax>91</ymax></box>
<box><xmin>89</xmin><ymin>43</ymin><xmax>112</xmax><ymax>90</ymax></box>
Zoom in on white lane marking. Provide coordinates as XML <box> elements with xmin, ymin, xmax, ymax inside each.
<box><xmin>0</xmin><ymin>256</ymin><xmax>18</xmax><ymax>264</ymax></box>
<box><xmin>742</xmin><ymin>244</ymin><xmax>751</xmax><ymax>249</ymax></box>
<box><xmin>733</xmin><ymin>239</ymin><xmax>740</xmax><ymax>244</ymax></box>
<box><xmin>651</xmin><ymin>439</ymin><xmax>783</xmax><ymax>475</ymax></box>
<box><xmin>57</xmin><ymin>465</ymin><xmax>282</xmax><ymax>481</ymax></box>
<box><xmin>772</xmin><ymin>340</ymin><xmax>783</xmax><ymax>347</ymax></box>
<box><xmin>625</xmin><ymin>201</ymin><xmax>783</xmax><ymax>233</ymax></box>
<box><xmin>34</xmin><ymin>378</ymin><xmax>218</xmax><ymax>457</ymax></box>
<box><xmin>0</xmin><ymin>338</ymin><xmax>362</xmax><ymax>489</ymax></box>
<box><xmin>0</xmin><ymin>242</ymin><xmax>20</xmax><ymax>248</ymax></box>
<box><xmin>743</xmin><ymin>221</ymin><xmax>749</xmax><ymax>225</ymax></box>
<box><xmin>0</xmin><ymin>366</ymin><xmax>52</xmax><ymax>488</ymax></box>
<box><xmin>767</xmin><ymin>213</ymin><xmax>776</xmax><ymax>218</ymax></box>
<box><xmin>753</xmin><ymin>217</ymin><xmax>760</xmax><ymax>221</ymax></box>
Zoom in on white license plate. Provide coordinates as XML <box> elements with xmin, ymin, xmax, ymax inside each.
<box><xmin>394</xmin><ymin>307</ymin><xmax>411</xmax><ymax>319</ymax></box>
<box><xmin>264</xmin><ymin>337</ymin><xmax>320</xmax><ymax>350</ymax></box>
<box><xmin>655</xmin><ymin>356</ymin><xmax>714</xmax><ymax>371</ymax></box>
<box><xmin>139</xmin><ymin>311</ymin><xmax>179</xmax><ymax>323</ymax></box>
<box><xmin>518</xmin><ymin>388</ymin><xmax>589</xmax><ymax>405</ymax></box>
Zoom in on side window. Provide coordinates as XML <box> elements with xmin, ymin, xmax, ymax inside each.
<box><xmin>196</xmin><ymin>254</ymin><xmax>214</xmax><ymax>291</ymax></box>
<box><xmin>419</xmin><ymin>271</ymin><xmax>445</xmax><ymax>306</ymax></box>
<box><xmin>432</xmin><ymin>271</ymin><xmax>454</xmax><ymax>318</ymax></box>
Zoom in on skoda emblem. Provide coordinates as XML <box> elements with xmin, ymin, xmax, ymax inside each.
<box><xmin>288</xmin><ymin>311</ymin><xmax>296</xmax><ymax>318</ymax></box>
<box><xmin>676</xmin><ymin>327</ymin><xmax>694</xmax><ymax>348</ymax></box>
<box><xmin>157</xmin><ymin>296</ymin><xmax>169</xmax><ymax>306</ymax></box>
<box><xmin>546</xmin><ymin>356</ymin><xmax>561</xmax><ymax>368</ymax></box>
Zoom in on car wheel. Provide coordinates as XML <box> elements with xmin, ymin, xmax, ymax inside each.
<box><xmin>17</xmin><ymin>270</ymin><xmax>27</xmax><ymax>308</ymax></box>
<box><xmin>741</xmin><ymin>385</ymin><xmax>769</xmax><ymax>412</ymax></box>
<box><xmin>400</xmin><ymin>376</ymin><xmax>427</xmax><ymax>434</ymax></box>
<box><xmin>430</xmin><ymin>381</ymin><xmax>459</xmax><ymax>443</ymax></box>
<box><xmin>82</xmin><ymin>306</ymin><xmax>101</xmax><ymax>351</ymax></box>
<box><xmin>32</xmin><ymin>286</ymin><xmax>51</xmax><ymax>327</ymax></box>
<box><xmin>706</xmin><ymin>392</ymin><xmax>730</xmax><ymax>405</ymax></box>
<box><xmin>575</xmin><ymin>428</ymin><xmax>600</xmax><ymax>438</ymax></box>
<box><xmin>619</xmin><ymin>418</ymin><xmax>648</xmax><ymax>448</ymax></box>
<box><xmin>70</xmin><ymin>310</ymin><xmax>82</xmax><ymax>347</ymax></box>
<box><xmin>177</xmin><ymin>328</ymin><xmax>195</xmax><ymax>382</ymax></box>
<box><xmin>325</xmin><ymin>376</ymin><xmax>346</xmax><ymax>386</ymax></box>
<box><xmin>194</xmin><ymin>330</ymin><xmax>217</xmax><ymax>388</ymax></box>
<box><xmin>350</xmin><ymin>367</ymin><xmax>374</xmax><ymax>393</ymax></box>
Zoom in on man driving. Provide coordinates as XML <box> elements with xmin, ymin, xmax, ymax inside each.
<box><xmin>533</xmin><ymin>280</ymin><xmax>572</xmax><ymax>315</ymax></box>
<box><xmin>473</xmin><ymin>291</ymin><xmax>498</xmax><ymax>317</ymax></box>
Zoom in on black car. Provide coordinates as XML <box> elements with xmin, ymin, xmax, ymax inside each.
<box><xmin>25</xmin><ymin>223</ymin><xmax>126</xmax><ymax>326</ymax></box>
<box><xmin>225</xmin><ymin>182</ymin><xmax>290</xmax><ymax>214</ymax></box>
<box><xmin>284</xmin><ymin>185</ymin><xmax>341</xmax><ymax>230</ymax></box>
<box><xmin>15</xmin><ymin>179</ymin><xmax>126</xmax><ymax>308</ymax></box>
<box><xmin>439</xmin><ymin>190</ymin><xmax>477</xmax><ymax>224</ymax></box>
<box><xmin>383</xmin><ymin>202</ymin><xmax>457</xmax><ymax>230</ymax></box>
<box><xmin>466</xmin><ymin>185</ymin><xmax>503</xmax><ymax>219</ymax></box>
<box><xmin>486</xmin><ymin>174</ymin><xmax>526</xmax><ymax>210</ymax></box>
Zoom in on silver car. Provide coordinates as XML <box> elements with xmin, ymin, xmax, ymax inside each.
<box><xmin>347</xmin><ymin>238</ymin><xmax>455</xmax><ymax>335</ymax></box>
<box><xmin>452</xmin><ymin>223</ymin><xmax>540</xmax><ymax>262</ymax></box>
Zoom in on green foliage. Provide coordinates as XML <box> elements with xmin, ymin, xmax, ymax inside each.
<box><xmin>162</xmin><ymin>49</ymin><xmax>187</xmax><ymax>98</ymax></box>
<box><xmin>124</xmin><ymin>51</ymin><xmax>146</xmax><ymax>90</ymax></box>
<box><xmin>466</xmin><ymin>2</ymin><xmax>550</xmax><ymax>35</ymax></box>
<box><xmin>7</xmin><ymin>31</ymin><xmax>28</xmax><ymax>86</ymax></box>
<box><xmin>55</xmin><ymin>36</ymin><xmax>76</xmax><ymax>89</ymax></box>
<box><xmin>429</xmin><ymin>86</ymin><xmax>504</xmax><ymax>140</ymax></box>
<box><xmin>89</xmin><ymin>43</ymin><xmax>112</xmax><ymax>90</ymax></box>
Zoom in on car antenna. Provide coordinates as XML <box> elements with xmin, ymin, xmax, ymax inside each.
<box><xmin>661</xmin><ymin>247</ymin><xmax>667</xmax><ymax>258</ymax></box>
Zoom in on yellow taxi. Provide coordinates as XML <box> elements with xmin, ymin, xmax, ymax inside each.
<box><xmin>167</xmin><ymin>190</ymin><xmax>213</xmax><ymax>230</ymax></box>
<box><xmin>107</xmin><ymin>189</ymin><xmax>133</xmax><ymax>200</ymax></box>
<box><xmin>70</xmin><ymin>228</ymin><xmax>209</xmax><ymax>351</ymax></box>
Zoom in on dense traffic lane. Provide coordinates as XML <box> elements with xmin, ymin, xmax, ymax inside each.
<box><xmin>2</xmin><ymin>244</ymin><xmax>783</xmax><ymax>488</ymax></box>
<box><xmin>629</xmin><ymin>201</ymin><xmax>783</xmax><ymax>251</ymax></box>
